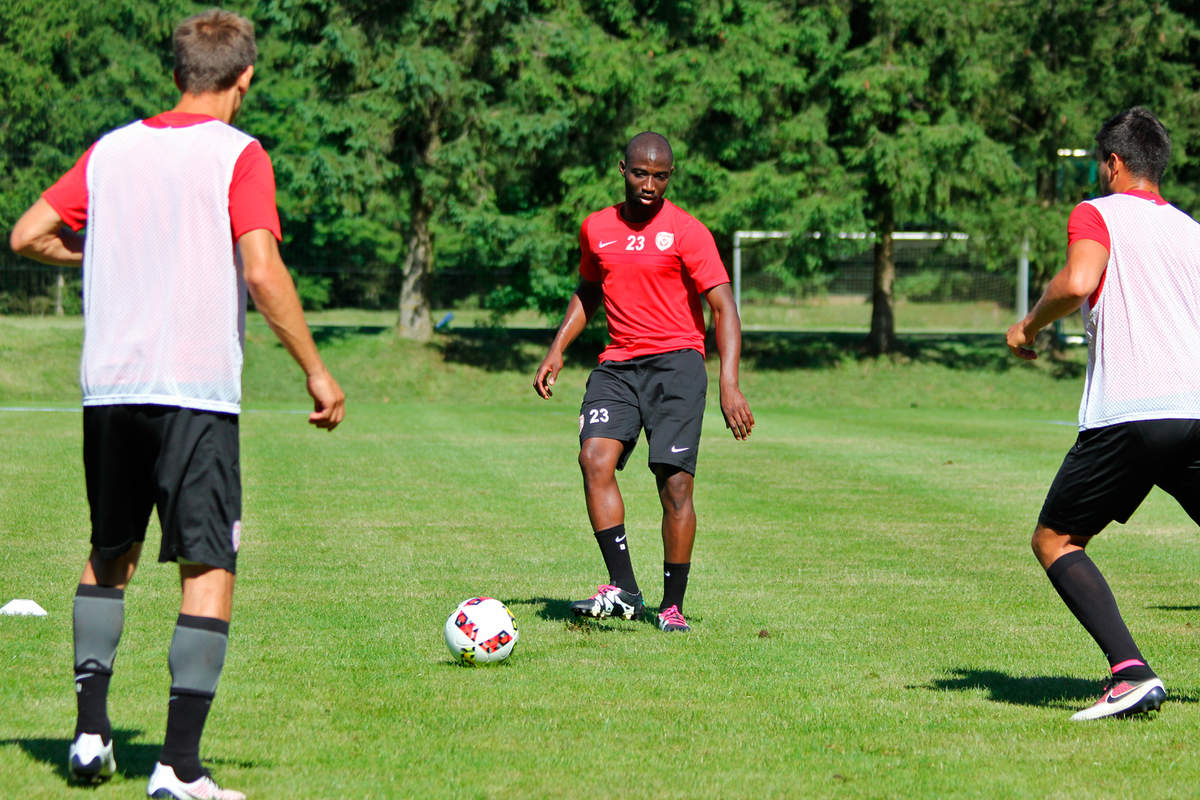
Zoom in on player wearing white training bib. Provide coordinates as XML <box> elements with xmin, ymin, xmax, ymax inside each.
<box><xmin>10</xmin><ymin>10</ymin><xmax>344</xmax><ymax>799</ymax></box>
<box><xmin>1007</xmin><ymin>107</ymin><xmax>1200</xmax><ymax>722</ymax></box>
<box><xmin>80</xmin><ymin>118</ymin><xmax>261</xmax><ymax>412</ymax></box>
<box><xmin>1074</xmin><ymin>192</ymin><xmax>1200</xmax><ymax>429</ymax></box>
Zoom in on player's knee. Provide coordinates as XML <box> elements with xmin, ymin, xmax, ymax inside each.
<box><xmin>1030</xmin><ymin>525</ymin><xmax>1055</xmax><ymax>557</ymax></box>
<box><xmin>1030</xmin><ymin>529</ymin><xmax>1045</xmax><ymax>560</ymax></box>
<box><xmin>1031</xmin><ymin>524</ymin><xmax>1084</xmax><ymax>568</ymax></box>
<box><xmin>658</xmin><ymin>471</ymin><xmax>694</xmax><ymax>511</ymax></box>
<box><xmin>578</xmin><ymin>442</ymin><xmax>615</xmax><ymax>483</ymax></box>
<box><xmin>87</xmin><ymin>548</ymin><xmax>140</xmax><ymax>588</ymax></box>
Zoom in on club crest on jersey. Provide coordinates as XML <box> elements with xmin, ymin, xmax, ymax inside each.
<box><xmin>655</xmin><ymin>231</ymin><xmax>674</xmax><ymax>251</ymax></box>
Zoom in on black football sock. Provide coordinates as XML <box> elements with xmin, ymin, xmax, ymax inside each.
<box><xmin>161</xmin><ymin>693</ymin><xmax>212</xmax><ymax>782</ymax></box>
<box><xmin>1111</xmin><ymin>658</ymin><xmax>1157</xmax><ymax>682</ymax></box>
<box><xmin>661</xmin><ymin>561</ymin><xmax>691</xmax><ymax>613</ymax></box>
<box><xmin>594</xmin><ymin>524</ymin><xmax>639</xmax><ymax>595</ymax></box>
<box><xmin>159</xmin><ymin>614</ymin><xmax>228</xmax><ymax>782</ymax></box>
<box><xmin>1045</xmin><ymin>550</ymin><xmax>1154</xmax><ymax>676</ymax></box>
<box><xmin>73</xmin><ymin>584</ymin><xmax>125</xmax><ymax>742</ymax></box>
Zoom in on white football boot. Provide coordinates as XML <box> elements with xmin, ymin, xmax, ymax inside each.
<box><xmin>146</xmin><ymin>762</ymin><xmax>245</xmax><ymax>800</ymax></box>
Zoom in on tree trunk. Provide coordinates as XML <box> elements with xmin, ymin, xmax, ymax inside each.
<box><xmin>397</xmin><ymin>116</ymin><xmax>440</xmax><ymax>342</ymax></box>
<box><xmin>397</xmin><ymin>201</ymin><xmax>433</xmax><ymax>341</ymax></box>
<box><xmin>868</xmin><ymin>203</ymin><xmax>896</xmax><ymax>355</ymax></box>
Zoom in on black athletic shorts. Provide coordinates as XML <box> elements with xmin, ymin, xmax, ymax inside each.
<box><xmin>83</xmin><ymin>404</ymin><xmax>241</xmax><ymax>573</ymax></box>
<box><xmin>1039</xmin><ymin>418</ymin><xmax>1200</xmax><ymax>537</ymax></box>
<box><xmin>579</xmin><ymin>348</ymin><xmax>707</xmax><ymax>474</ymax></box>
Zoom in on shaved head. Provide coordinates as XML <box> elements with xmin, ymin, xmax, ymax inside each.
<box><xmin>625</xmin><ymin>132</ymin><xmax>673</xmax><ymax>166</ymax></box>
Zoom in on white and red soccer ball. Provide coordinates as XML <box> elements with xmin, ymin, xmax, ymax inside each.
<box><xmin>444</xmin><ymin>597</ymin><xmax>518</xmax><ymax>665</ymax></box>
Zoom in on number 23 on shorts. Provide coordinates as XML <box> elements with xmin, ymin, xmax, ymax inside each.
<box><xmin>579</xmin><ymin>407</ymin><xmax>610</xmax><ymax>432</ymax></box>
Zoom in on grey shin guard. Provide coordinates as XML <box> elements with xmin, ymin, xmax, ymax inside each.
<box><xmin>159</xmin><ymin>615</ymin><xmax>230</xmax><ymax>781</ymax></box>
<box><xmin>73</xmin><ymin>585</ymin><xmax>124</xmax><ymax>674</ymax></box>
<box><xmin>73</xmin><ymin>584</ymin><xmax>124</xmax><ymax>739</ymax></box>
<box><xmin>169</xmin><ymin>614</ymin><xmax>229</xmax><ymax>697</ymax></box>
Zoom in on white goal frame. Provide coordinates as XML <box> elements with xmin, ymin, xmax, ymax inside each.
<box><xmin>731</xmin><ymin>230</ymin><xmax>1000</xmax><ymax>312</ymax></box>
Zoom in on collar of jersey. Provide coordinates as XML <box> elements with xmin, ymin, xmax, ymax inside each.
<box><xmin>1121</xmin><ymin>188</ymin><xmax>1167</xmax><ymax>205</ymax></box>
<box><xmin>143</xmin><ymin>111</ymin><xmax>220</xmax><ymax>129</ymax></box>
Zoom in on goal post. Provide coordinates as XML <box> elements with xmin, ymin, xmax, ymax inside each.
<box><xmin>731</xmin><ymin>230</ymin><xmax>1024</xmax><ymax>331</ymax></box>
<box><xmin>732</xmin><ymin>231</ymin><xmax>790</xmax><ymax>311</ymax></box>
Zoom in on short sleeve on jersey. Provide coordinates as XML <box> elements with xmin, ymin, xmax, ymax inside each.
<box><xmin>229</xmin><ymin>141</ymin><xmax>281</xmax><ymax>241</ymax></box>
<box><xmin>677</xmin><ymin>219</ymin><xmax>729</xmax><ymax>293</ymax></box>
<box><xmin>42</xmin><ymin>145</ymin><xmax>96</xmax><ymax>232</ymax></box>
<box><xmin>578</xmin><ymin>217</ymin><xmax>601</xmax><ymax>282</ymax></box>
<box><xmin>1068</xmin><ymin>202</ymin><xmax>1110</xmax><ymax>251</ymax></box>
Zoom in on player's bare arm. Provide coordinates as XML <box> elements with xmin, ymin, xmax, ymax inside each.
<box><xmin>239</xmin><ymin>228</ymin><xmax>345</xmax><ymax>429</ymax></box>
<box><xmin>9</xmin><ymin>198</ymin><xmax>84</xmax><ymax>267</ymax></box>
<box><xmin>534</xmin><ymin>280</ymin><xmax>602</xmax><ymax>399</ymax></box>
<box><xmin>1007</xmin><ymin>239</ymin><xmax>1108</xmax><ymax>360</ymax></box>
<box><xmin>705</xmin><ymin>282</ymin><xmax>754</xmax><ymax>440</ymax></box>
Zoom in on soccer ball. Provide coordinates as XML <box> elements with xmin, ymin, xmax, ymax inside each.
<box><xmin>444</xmin><ymin>597</ymin><xmax>518</xmax><ymax>665</ymax></box>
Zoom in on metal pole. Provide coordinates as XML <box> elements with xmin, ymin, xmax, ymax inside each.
<box><xmin>732</xmin><ymin>232</ymin><xmax>742</xmax><ymax>313</ymax></box>
<box><xmin>1017</xmin><ymin>235</ymin><xmax>1030</xmax><ymax>319</ymax></box>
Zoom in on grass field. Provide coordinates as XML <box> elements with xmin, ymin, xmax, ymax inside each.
<box><xmin>2</xmin><ymin>315</ymin><xmax>1197</xmax><ymax>799</ymax></box>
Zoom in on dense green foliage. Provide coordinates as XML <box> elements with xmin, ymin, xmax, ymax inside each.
<box><xmin>4</xmin><ymin>1</ymin><xmax>1200</xmax><ymax>344</ymax></box>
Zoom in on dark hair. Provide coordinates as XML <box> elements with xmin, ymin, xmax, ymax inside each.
<box><xmin>1095</xmin><ymin>107</ymin><xmax>1171</xmax><ymax>183</ymax></box>
<box><xmin>625</xmin><ymin>131</ymin><xmax>673</xmax><ymax>165</ymax></box>
<box><xmin>174</xmin><ymin>9</ymin><xmax>256</xmax><ymax>94</ymax></box>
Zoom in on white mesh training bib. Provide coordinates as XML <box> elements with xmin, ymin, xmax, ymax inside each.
<box><xmin>1078</xmin><ymin>193</ymin><xmax>1200</xmax><ymax>429</ymax></box>
<box><xmin>81</xmin><ymin>120</ymin><xmax>254</xmax><ymax>413</ymax></box>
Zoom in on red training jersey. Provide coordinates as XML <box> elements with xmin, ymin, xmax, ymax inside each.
<box><xmin>42</xmin><ymin>111</ymin><xmax>281</xmax><ymax>242</ymax></box>
<box><xmin>39</xmin><ymin>112</ymin><xmax>281</xmax><ymax>413</ymax></box>
<box><xmin>579</xmin><ymin>198</ymin><xmax>729</xmax><ymax>362</ymax></box>
<box><xmin>1066</xmin><ymin>189</ymin><xmax>1167</xmax><ymax>306</ymax></box>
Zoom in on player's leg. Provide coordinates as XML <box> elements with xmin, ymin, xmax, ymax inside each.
<box><xmin>654</xmin><ymin>466</ymin><xmax>695</xmax><ymax>632</ymax></box>
<box><xmin>641</xmin><ymin>349</ymin><xmax>706</xmax><ymax>633</ymax></box>
<box><xmin>147</xmin><ymin>409</ymin><xmax>245</xmax><ymax>800</ymax></box>
<box><xmin>71</xmin><ymin>549</ymin><xmax>140</xmax><ymax>783</ymax></box>
<box><xmin>70</xmin><ymin>406</ymin><xmax>156</xmax><ymax>783</ymax></box>
<box><xmin>572</xmin><ymin>364</ymin><xmax>645</xmax><ymax>619</ymax></box>
<box><xmin>148</xmin><ymin>565</ymin><xmax>238</xmax><ymax>799</ymax></box>
<box><xmin>1034</xmin><ymin>423</ymin><xmax>1163</xmax><ymax>720</ymax></box>
<box><xmin>580</xmin><ymin>436</ymin><xmax>627</xmax><ymax>533</ymax></box>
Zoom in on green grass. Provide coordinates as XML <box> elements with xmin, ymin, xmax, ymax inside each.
<box><xmin>2</xmin><ymin>316</ymin><xmax>1196</xmax><ymax>798</ymax></box>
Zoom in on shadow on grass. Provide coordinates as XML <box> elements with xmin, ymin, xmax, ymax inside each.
<box><xmin>510</xmin><ymin>596</ymin><xmax>672</xmax><ymax>632</ymax></box>
<box><xmin>922</xmin><ymin>668</ymin><xmax>1199</xmax><ymax>708</ymax></box>
<box><xmin>511</xmin><ymin>595</ymin><xmax>579</xmax><ymax>623</ymax></box>
<box><xmin>740</xmin><ymin>332</ymin><xmax>1087</xmax><ymax>376</ymax></box>
<box><xmin>0</xmin><ymin>728</ymin><xmax>157</xmax><ymax>784</ymax></box>
<box><xmin>1150</xmin><ymin>605</ymin><xmax>1200</xmax><ymax>611</ymax></box>
<box><xmin>425</xmin><ymin>327</ymin><xmax>1088</xmax><ymax>377</ymax></box>
<box><xmin>309</xmin><ymin>324</ymin><xmax>387</xmax><ymax>345</ymax></box>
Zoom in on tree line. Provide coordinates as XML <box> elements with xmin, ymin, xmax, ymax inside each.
<box><xmin>4</xmin><ymin>0</ymin><xmax>1200</xmax><ymax>351</ymax></box>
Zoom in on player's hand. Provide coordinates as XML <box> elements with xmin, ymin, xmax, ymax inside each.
<box><xmin>1006</xmin><ymin>322</ymin><xmax>1038</xmax><ymax>361</ymax></box>
<box><xmin>533</xmin><ymin>352</ymin><xmax>563</xmax><ymax>399</ymax></box>
<box><xmin>307</xmin><ymin>369</ymin><xmax>345</xmax><ymax>430</ymax></box>
<box><xmin>720</xmin><ymin>383</ymin><xmax>754</xmax><ymax>440</ymax></box>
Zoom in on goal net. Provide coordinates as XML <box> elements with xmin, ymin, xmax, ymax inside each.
<box><xmin>731</xmin><ymin>231</ymin><xmax>1017</xmax><ymax>333</ymax></box>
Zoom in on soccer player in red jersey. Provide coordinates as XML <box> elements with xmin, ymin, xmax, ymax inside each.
<box><xmin>534</xmin><ymin>132</ymin><xmax>754</xmax><ymax>632</ymax></box>
<box><xmin>11</xmin><ymin>9</ymin><xmax>343</xmax><ymax>797</ymax></box>
<box><xmin>1006</xmin><ymin>107</ymin><xmax>1200</xmax><ymax>720</ymax></box>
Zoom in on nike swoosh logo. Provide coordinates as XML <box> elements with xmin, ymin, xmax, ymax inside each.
<box><xmin>670</xmin><ymin>445</ymin><xmax>690</xmax><ymax>453</ymax></box>
<box><xmin>1106</xmin><ymin>683</ymin><xmax>1137</xmax><ymax>702</ymax></box>
<box><xmin>599</xmin><ymin>240</ymin><xmax>616</xmax><ymax>248</ymax></box>
<box><xmin>614</xmin><ymin>535</ymin><xmax>627</xmax><ymax>543</ymax></box>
